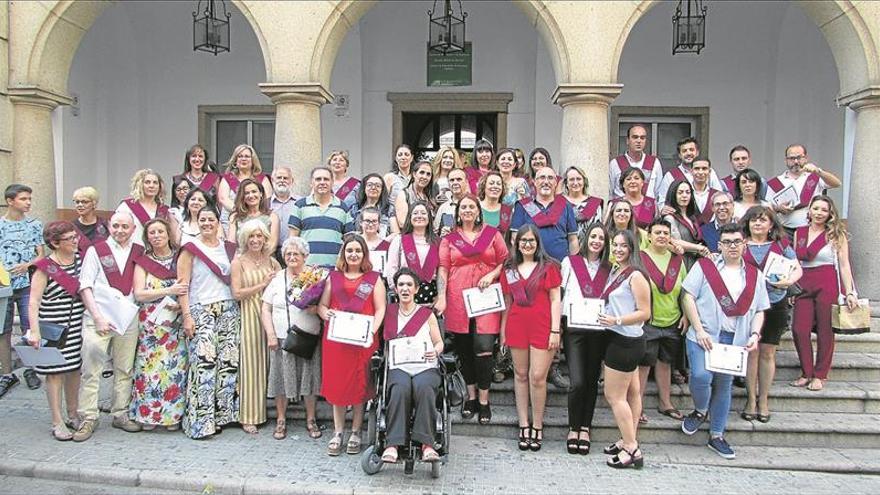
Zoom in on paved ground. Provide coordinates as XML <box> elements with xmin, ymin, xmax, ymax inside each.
<box><xmin>2</xmin><ymin>384</ymin><xmax>880</xmax><ymax>495</ymax></box>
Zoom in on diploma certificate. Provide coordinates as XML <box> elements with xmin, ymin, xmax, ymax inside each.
<box><xmin>763</xmin><ymin>251</ymin><xmax>796</xmax><ymax>282</ymax></box>
<box><xmin>771</xmin><ymin>185</ymin><xmax>799</xmax><ymax>207</ymax></box>
<box><xmin>388</xmin><ymin>336</ymin><xmax>429</xmax><ymax>369</ymax></box>
<box><xmin>705</xmin><ymin>343</ymin><xmax>748</xmax><ymax>377</ymax></box>
<box><xmin>463</xmin><ymin>283</ymin><xmax>506</xmax><ymax>318</ymax></box>
<box><xmin>369</xmin><ymin>251</ymin><xmax>387</xmax><ymax>274</ymax></box>
<box><xmin>567</xmin><ymin>298</ymin><xmax>604</xmax><ymax>329</ymax></box>
<box><xmin>93</xmin><ymin>283</ymin><xmax>139</xmax><ymax>335</ymax></box>
<box><xmin>327</xmin><ymin>311</ymin><xmax>374</xmax><ymax>348</ymax></box>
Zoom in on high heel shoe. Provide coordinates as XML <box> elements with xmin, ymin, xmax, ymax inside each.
<box><xmin>519</xmin><ymin>426</ymin><xmax>532</xmax><ymax>451</ymax></box>
<box><xmin>607</xmin><ymin>446</ymin><xmax>643</xmax><ymax>469</ymax></box>
<box><xmin>578</xmin><ymin>427</ymin><xmax>591</xmax><ymax>455</ymax></box>
<box><xmin>566</xmin><ymin>430</ymin><xmax>579</xmax><ymax>455</ymax></box>
<box><xmin>529</xmin><ymin>427</ymin><xmax>542</xmax><ymax>452</ymax></box>
<box><xmin>461</xmin><ymin>398</ymin><xmax>478</xmax><ymax>419</ymax></box>
<box><xmin>603</xmin><ymin>439</ymin><xmax>623</xmax><ymax>455</ymax></box>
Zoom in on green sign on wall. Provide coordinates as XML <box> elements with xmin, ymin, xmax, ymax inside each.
<box><xmin>427</xmin><ymin>42</ymin><xmax>472</xmax><ymax>87</ymax></box>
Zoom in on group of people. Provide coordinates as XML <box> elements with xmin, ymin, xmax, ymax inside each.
<box><xmin>0</xmin><ymin>130</ymin><xmax>860</xmax><ymax>469</ymax></box>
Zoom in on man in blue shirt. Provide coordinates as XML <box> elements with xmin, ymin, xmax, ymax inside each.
<box><xmin>699</xmin><ymin>191</ymin><xmax>735</xmax><ymax>252</ymax></box>
<box><xmin>509</xmin><ymin>167</ymin><xmax>578</xmax><ymax>262</ymax></box>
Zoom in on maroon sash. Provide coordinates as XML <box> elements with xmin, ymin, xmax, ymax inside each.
<box><xmin>374</xmin><ymin>239</ymin><xmax>390</xmax><ymax>252</ymax></box>
<box><xmin>615</xmin><ymin>155</ymin><xmax>655</xmax><ymax>195</ymax></box>
<box><xmin>669</xmin><ymin>166</ymin><xmax>688</xmax><ymax>183</ymax></box>
<box><xmin>721</xmin><ymin>175</ymin><xmax>736</xmax><ymax>194</ymax></box>
<box><xmin>743</xmin><ymin>240</ymin><xmax>789</xmax><ymax>270</ymax></box>
<box><xmin>401</xmin><ymin>234</ymin><xmax>439</xmax><ymax>282</ymax></box>
<box><xmin>334</xmin><ymin>177</ymin><xmax>360</xmax><ymax>201</ymax></box>
<box><xmin>33</xmin><ymin>258</ymin><xmax>80</xmax><ymax>297</ymax></box>
<box><xmin>767</xmin><ymin>172</ymin><xmax>820</xmax><ymax>209</ymax></box>
<box><xmin>123</xmin><ymin>199</ymin><xmax>168</xmax><ymax>225</ymax></box>
<box><xmin>697</xmin><ymin>258</ymin><xmax>759</xmax><ymax>317</ymax></box>
<box><xmin>446</xmin><ymin>226</ymin><xmax>497</xmax><ymax>257</ymax></box>
<box><xmin>601</xmin><ymin>266</ymin><xmax>635</xmax><ymax>300</ymax></box>
<box><xmin>640</xmin><ymin>252</ymin><xmax>683</xmax><ymax>294</ymax></box>
<box><xmin>631</xmin><ymin>197</ymin><xmax>656</xmax><ymax>229</ymax></box>
<box><xmin>134</xmin><ymin>254</ymin><xmax>177</xmax><ymax>281</ymax></box>
<box><xmin>180</xmin><ymin>241</ymin><xmax>236</xmax><ymax>285</ymax></box>
<box><xmin>73</xmin><ymin>219</ymin><xmax>109</xmax><ymax>257</ymax></box>
<box><xmin>499</xmin><ymin>204</ymin><xmax>512</xmax><ymax>233</ymax></box>
<box><xmin>223</xmin><ymin>172</ymin><xmax>269</xmax><ymax>194</ymax></box>
<box><xmin>330</xmin><ymin>270</ymin><xmax>379</xmax><ymax>313</ymax></box>
<box><xmin>671</xmin><ymin>213</ymin><xmax>702</xmax><ymax>241</ymax></box>
<box><xmin>519</xmin><ymin>196</ymin><xmax>567</xmax><ymax>228</ymax></box>
<box><xmin>92</xmin><ymin>241</ymin><xmax>144</xmax><ymax>296</ymax></box>
<box><xmin>794</xmin><ymin>226</ymin><xmax>828</xmax><ymax>262</ymax></box>
<box><xmin>466</xmin><ymin>167</ymin><xmax>484</xmax><ymax>195</ymax></box>
<box><xmin>567</xmin><ymin>255</ymin><xmax>610</xmax><ymax>298</ymax></box>
<box><xmin>383</xmin><ymin>304</ymin><xmax>432</xmax><ymax>340</ymax></box>
<box><xmin>575</xmin><ymin>197</ymin><xmax>604</xmax><ymax>223</ymax></box>
<box><xmin>504</xmin><ymin>267</ymin><xmax>535</xmax><ymax>307</ymax></box>
<box><xmin>696</xmin><ymin>188</ymin><xmax>720</xmax><ymax>224</ymax></box>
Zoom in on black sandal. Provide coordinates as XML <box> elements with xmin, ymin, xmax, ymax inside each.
<box><xmin>578</xmin><ymin>427</ymin><xmax>591</xmax><ymax>455</ymax></box>
<box><xmin>519</xmin><ymin>426</ymin><xmax>532</xmax><ymax>451</ymax></box>
<box><xmin>566</xmin><ymin>430</ymin><xmax>579</xmax><ymax>455</ymax></box>
<box><xmin>529</xmin><ymin>427</ymin><xmax>543</xmax><ymax>452</ymax></box>
<box><xmin>607</xmin><ymin>446</ymin><xmax>643</xmax><ymax>469</ymax></box>
<box><xmin>603</xmin><ymin>440</ymin><xmax>622</xmax><ymax>455</ymax></box>
<box><xmin>478</xmin><ymin>402</ymin><xmax>491</xmax><ymax>425</ymax></box>
<box><xmin>461</xmin><ymin>399</ymin><xmax>478</xmax><ymax>419</ymax></box>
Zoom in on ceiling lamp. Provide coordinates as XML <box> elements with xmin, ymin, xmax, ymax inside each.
<box><xmin>428</xmin><ymin>0</ymin><xmax>468</xmax><ymax>56</ymax></box>
<box><xmin>672</xmin><ymin>0</ymin><xmax>707</xmax><ymax>55</ymax></box>
<box><xmin>193</xmin><ymin>0</ymin><xmax>231</xmax><ymax>55</ymax></box>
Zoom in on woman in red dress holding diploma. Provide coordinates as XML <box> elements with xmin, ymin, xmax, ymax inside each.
<box><xmin>385</xmin><ymin>201</ymin><xmax>440</xmax><ymax>305</ymax></box>
<box><xmin>318</xmin><ymin>234</ymin><xmax>386</xmax><ymax>456</ymax></box>
<box><xmin>500</xmin><ymin>224</ymin><xmax>562</xmax><ymax>452</ymax></box>
<box><xmin>436</xmin><ymin>195</ymin><xmax>509</xmax><ymax>424</ymax></box>
<box><xmin>791</xmin><ymin>196</ymin><xmax>858</xmax><ymax>392</ymax></box>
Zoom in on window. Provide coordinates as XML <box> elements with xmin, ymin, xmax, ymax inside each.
<box><xmin>198</xmin><ymin>106</ymin><xmax>276</xmax><ymax>172</ymax></box>
<box><xmin>405</xmin><ymin>112</ymin><xmax>496</xmax><ymax>160</ymax></box>
<box><xmin>611</xmin><ymin>107</ymin><xmax>709</xmax><ymax>171</ymax></box>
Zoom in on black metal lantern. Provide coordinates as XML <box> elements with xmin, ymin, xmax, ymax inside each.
<box><xmin>427</xmin><ymin>0</ymin><xmax>468</xmax><ymax>56</ymax></box>
<box><xmin>193</xmin><ymin>0</ymin><xmax>231</xmax><ymax>55</ymax></box>
<box><xmin>672</xmin><ymin>0</ymin><xmax>707</xmax><ymax>55</ymax></box>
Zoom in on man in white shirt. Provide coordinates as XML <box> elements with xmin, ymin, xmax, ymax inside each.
<box><xmin>656</xmin><ymin>137</ymin><xmax>723</xmax><ymax>210</ymax></box>
<box><xmin>270</xmin><ymin>166</ymin><xmax>298</xmax><ymax>263</ymax></box>
<box><xmin>74</xmin><ymin>212</ymin><xmax>145</xmax><ymax>441</ymax></box>
<box><xmin>609</xmin><ymin>125</ymin><xmax>663</xmax><ymax>198</ymax></box>
<box><xmin>766</xmin><ymin>144</ymin><xmax>841</xmax><ymax>235</ymax></box>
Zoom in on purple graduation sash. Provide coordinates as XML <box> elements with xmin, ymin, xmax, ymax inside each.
<box><xmin>33</xmin><ymin>258</ymin><xmax>80</xmax><ymax>297</ymax></box>
<box><xmin>401</xmin><ymin>234</ymin><xmax>439</xmax><ymax>282</ymax></box>
<box><xmin>123</xmin><ymin>199</ymin><xmax>169</xmax><ymax>225</ymax></box>
<box><xmin>73</xmin><ymin>218</ymin><xmax>109</xmax><ymax>257</ymax></box>
<box><xmin>134</xmin><ymin>254</ymin><xmax>177</xmax><ymax>281</ymax></box>
<box><xmin>794</xmin><ymin>226</ymin><xmax>828</xmax><ymax>262</ymax></box>
<box><xmin>383</xmin><ymin>304</ymin><xmax>432</xmax><ymax>340</ymax></box>
<box><xmin>615</xmin><ymin>155</ymin><xmax>656</xmax><ymax>195</ymax></box>
<box><xmin>696</xmin><ymin>188</ymin><xmax>721</xmax><ymax>225</ymax></box>
<box><xmin>330</xmin><ymin>270</ymin><xmax>379</xmax><ymax>313</ymax></box>
<box><xmin>767</xmin><ymin>172</ymin><xmax>820</xmax><ymax>210</ymax></box>
<box><xmin>374</xmin><ymin>239</ymin><xmax>390</xmax><ymax>252</ymax></box>
<box><xmin>446</xmin><ymin>226</ymin><xmax>497</xmax><ymax>257</ymax></box>
<box><xmin>575</xmin><ymin>197</ymin><xmax>604</xmax><ymax>223</ymax></box>
<box><xmin>640</xmin><ymin>252</ymin><xmax>683</xmax><ymax>294</ymax></box>
<box><xmin>519</xmin><ymin>196</ymin><xmax>567</xmax><ymax>228</ymax></box>
<box><xmin>93</xmin><ymin>241</ymin><xmax>144</xmax><ymax>296</ymax></box>
<box><xmin>697</xmin><ymin>257</ymin><xmax>759</xmax><ymax>317</ymax></box>
<box><xmin>194</xmin><ymin>172</ymin><xmax>220</xmax><ymax>194</ymax></box>
<box><xmin>743</xmin><ymin>240</ymin><xmax>789</xmax><ymax>271</ymax></box>
<box><xmin>632</xmin><ymin>197</ymin><xmax>656</xmax><ymax>229</ymax></box>
<box><xmin>498</xmin><ymin>204</ymin><xmax>513</xmax><ymax>233</ymax></box>
<box><xmin>669</xmin><ymin>166</ymin><xmax>688</xmax><ymax>183</ymax></box>
<box><xmin>567</xmin><ymin>255</ymin><xmax>610</xmax><ymax>298</ymax></box>
<box><xmin>466</xmin><ymin>167</ymin><xmax>485</xmax><ymax>195</ymax></box>
<box><xmin>334</xmin><ymin>177</ymin><xmax>360</xmax><ymax>201</ymax></box>
<box><xmin>721</xmin><ymin>175</ymin><xmax>736</xmax><ymax>194</ymax></box>
<box><xmin>180</xmin><ymin>241</ymin><xmax>236</xmax><ymax>285</ymax></box>
<box><xmin>601</xmin><ymin>266</ymin><xmax>635</xmax><ymax>300</ymax></box>
<box><xmin>504</xmin><ymin>267</ymin><xmax>534</xmax><ymax>307</ymax></box>
<box><xmin>671</xmin><ymin>213</ymin><xmax>702</xmax><ymax>241</ymax></box>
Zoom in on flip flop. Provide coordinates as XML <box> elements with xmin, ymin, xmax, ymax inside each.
<box><xmin>422</xmin><ymin>446</ymin><xmax>440</xmax><ymax>462</ymax></box>
<box><xmin>382</xmin><ymin>447</ymin><xmax>399</xmax><ymax>463</ymax></box>
<box><xmin>638</xmin><ymin>413</ymin><xmax>648</xmax><ymax>425</ymax></box>
<box><xmin>657</xmin><ymin>408</ymin><xmax>684</xmax><ymax>420</ymax></box>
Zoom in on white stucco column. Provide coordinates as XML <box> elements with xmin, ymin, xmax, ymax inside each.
<box><xmin>9</xmin><ymin>87</ymin><xmax>72</xmax><ymax>222</ymax></box>
<box><xmin>839</xmin><ymin>86</ymin><xmax>880</xmax><ymax>303</ymax></box>
<box><xmin>260</xmin><ymin>83</ymin><xmax>333</xmax><ymax>196</ymax></box>
<box><xmin>552</xmin><ymin>84</ymin><xmax>623</xmax><ymax>200</ymax></box>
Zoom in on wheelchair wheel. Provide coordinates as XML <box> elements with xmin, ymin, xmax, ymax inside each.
<box><xmin>360</xmin><ymin>445</ymin><xmax>383</xmax><ymax>475</ymax></box>
<box><xmin>366</xmin><ymin>407</ymin><xmax>377</xmax><ymax>447</ymax></box>
<box><xmin>431</xmin><ymin>459</ymin><xmax>441</xmax><ymax>479</ymax></box>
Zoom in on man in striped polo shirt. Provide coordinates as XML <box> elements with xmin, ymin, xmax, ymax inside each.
<box><xmin>288</xmin><ymin>166</ymin><xmax>354</xmax><ymax>267</ymax></box>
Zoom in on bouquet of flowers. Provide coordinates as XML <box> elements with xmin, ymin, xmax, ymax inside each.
<box><xmin>287</xmin><ymin>266</ymin><xmax>329</xmax><ymax>309</ymax></box>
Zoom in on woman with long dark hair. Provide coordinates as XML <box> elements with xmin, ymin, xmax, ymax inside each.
<box><xmin>174</xmin><ymin>144</ymin><xmax>219</xmax><ymax>201</ymax></box>
<box><xmin>466</xmin><ymin>139</ymin><xmax>495</xmax><ymax>193</ymax></box>
<box><xmin>394</xmin><ymin>160</ymin><xmax>436</xmax><ymax>229</ymax></box>
<box><xmin>385</xmin><ymin>201</ymin><xmax>440</xmax><ymax>305</ymax></box>
<box><xmin>662</xmin><ymin>179</ymin><xmax>709</xmax><ymax>268</ymax></box>
<box><xmin>227</xmin><ymin>178</ymin><xmax>280</xmax><ymax>250</ymax></box>
<box><xmin>384</xmin><ymin>144</ymin><xmax>415</xmax><ymax>205</ymax></box>
<box><xmin>733</xmin><ymin>169</ymin><xmax>770</xmax><ymax>220</ymax></box>
<box><xmin>350</xmin><ymin>173</ymin><xmax>399</xmax><ymax>237</ymax></box>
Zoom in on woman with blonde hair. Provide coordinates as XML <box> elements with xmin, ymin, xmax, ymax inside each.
<box><xmin>432</xmin><ymin>146</ymin><xmax>464</xmax><ymax>205</ymax></box>
<box><xmin>563</xmin><ymin>166</ymin><xmax>604</xmax><ymax>239</ymax></box>
<box><xmin>216</xmin><ymin>144</ymin><xmax>274</xmax><ymax>224</ymax></box>
<box><xmin>227</xmin><ymin>178</ymin><xmax>280</xmax><ymax>251</ymax></box>
<box><xmin>71</xmin><ymin>186</ymin><xmax>109</xmax><ymax>257</ymax></box>
<box><xmin>231</xmin><ymin>219</ymin><xmax>280</xmax><ymax>434</ymax></box>
<box><xmin>116</xmin><ymin>169</ymin><xmax>169</xmax><ymax>246</ymax></box>
<box><xmin>328</xmin><ymin>150</ymin><xmax>360</xmax><ymax>210</ymax></box>
<box><xmin>479</xmin><ymin>171</ymin><xmax>511</xmax><ymax>234</ymax></box>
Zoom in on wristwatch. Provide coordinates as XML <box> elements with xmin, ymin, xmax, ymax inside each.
<box><xmin>615</xmin><ymin>317</ymin><xmax>622</xmax><ymax>326</ymax></box>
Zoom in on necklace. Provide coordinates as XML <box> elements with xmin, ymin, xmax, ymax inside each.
<box><xmin>399</xmin><ymin>304</ymin><xmax>417</xmax><ymax>317</ymax></box>
<box><xmin>53</xmin><ymin>253</ymin><xmax>75</xmax><ymax>266</ymax></box>
<box><xmin>152</xmin><ymin>250</ymin><xmax>174</xmax><ymax>261</ymax></box>
<box><xmin>244</xmin><ymin>253</ymin><xmax>266</xmax><ymax>268</ymax></box>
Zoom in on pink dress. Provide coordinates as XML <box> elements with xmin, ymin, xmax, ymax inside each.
<box><xmin>439</xmin><ymin>226</ymin><xmax>509</xmax><ymax>334</ymax></box>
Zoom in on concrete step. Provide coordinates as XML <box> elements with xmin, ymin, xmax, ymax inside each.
<box><xmin>778</xmin><ymin>331</ymin><xmax>880</xmax><ymax>353</ymax></box>
<box><xmin>772</xmin><ymin>350</ymin><xmax>880</xmax><ymax>381</ymax></box>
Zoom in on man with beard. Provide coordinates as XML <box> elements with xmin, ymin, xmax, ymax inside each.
<box><xmin>766</xmin><ymin>144</ymin><xmax>840</xmax><ymax>238</ymax></box>
<box><xmin>657</xmin><ymin>137</ymin><xmax>723</xmax><ymax>210</ymax></box>
<box><xmin>270</xmin><ymin>166</ymin><xmax>298</xmax><ymax>263</ymax></box>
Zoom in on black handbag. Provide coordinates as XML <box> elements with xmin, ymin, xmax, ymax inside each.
<box><xmin>38</xmin><ymin>301</ymin><xmax>75</xmax><ymax>348</ymax></box>
<box><xmin>280</xmin><ymin>270</ymin><xmax>320</xmax><ymax>359</ymax></box>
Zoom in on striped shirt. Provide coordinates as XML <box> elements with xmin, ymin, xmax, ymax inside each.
<box><xmin>288</xmin><ymin>194</ymin><xmax>354</xmax><ymax>267</ymax></box>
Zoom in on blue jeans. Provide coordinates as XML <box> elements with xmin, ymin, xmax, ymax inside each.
<box><xmin>686</xmin><ymin>332</ymin><xmax>735</xmax><ymax>437</ymax></box>
<box><xmin>2</xmin><ymin>287</ymin><xmax>30</xmax><ymax>334</ymax></box>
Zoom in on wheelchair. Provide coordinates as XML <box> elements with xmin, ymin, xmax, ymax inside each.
<box><xmin>360</xmin><ymin>349</ymin><xmax>459</xmax><ymax>478</ymax></box>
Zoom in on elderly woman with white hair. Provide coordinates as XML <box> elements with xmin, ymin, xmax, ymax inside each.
<box><xmin>115</xmin><ymin>168</ymin><xmax>170</xmax><ymax>246</ymax></box>
<box><xmin>231</xmin><ymin>219</ymin><xmax>280</xmax><ymax>434</ymax></box>
<box><xmin>260</xmin><ymin>236</ymin><xmax>327</xmax><ymax>440</ymax></box>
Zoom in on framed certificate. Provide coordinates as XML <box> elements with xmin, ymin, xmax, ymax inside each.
<box><xmin>463</xmin><ymin>283</ymin><xmax>506</xmax><ymax>318</ymax></box>
<box><xmin>369</xmin><ymin>251</ymin><xmax>387</xmax><ymax>274</ymax></box>
<box><xmin>327</xmin><ymin>311</ymin><xmax>374</xmax><ymax>348</ymax></box>
<box><xmin>388</xmin><ymin>336</ymin><xmax>429</xmax><ymax>368</ymax></box>
<box><xmin>567</xmin><ymin>298</ymin><xmax>604</xmax><ymax>329</ymax></box>
<box><xmin>704</xmin><ymin>343</ymin><xmax>748</xmax><ymax>377</ymax></box>
<box><xmin>771</xmin><ymin>185</ymin><xmax>799</xmax><ymax>207</ymax></box>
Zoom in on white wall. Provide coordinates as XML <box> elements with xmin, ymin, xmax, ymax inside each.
<box><xmin>617</xmin><ymin>1</ymin><xmax>844</xmax><ymax>203</ymax></box>
<box><xmin>61</xmin><ymin>0</ymin><xmax>266</xmax><ymax>206</ymax></box>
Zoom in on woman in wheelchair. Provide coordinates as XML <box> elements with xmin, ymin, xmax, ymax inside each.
<box><xmin>381</xmin><ymin>268</ymin><xmax>445</xmax><ymax>464</ymax></box>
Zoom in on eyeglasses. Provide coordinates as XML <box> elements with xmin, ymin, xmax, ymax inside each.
<box><xmin>59</xmin><ymin>234</ymin><xmax>79</xmax><ymax>242</ymax></box>
<box><xmin>365</xmin><ymin>182</ymin><xmax>383</xmax><ymax>189</ymax></box>
<box><xmin>360</xmin><ymin>219</ymin><xmax>379</xmax><ymax>225</ymax></box>
<box><xmin>518</xmin><ymin>238</ymin><xmax>537</xmax><ymax>245</ymax></box>
<box><xmin>718</xmin><ymin>239</ymin><xmax>744</xmax><ymax>248</ymax></box>
<box><xmin>713</xmin><ymin>201</ymin><xmax>732</xmax><ymax>207</ymax></box>
<box><xmin>785</xmin><ymin>155</ymin><xmax>805</xmax><ymax>161</ymax></box>
<box><xmin>284</xmin><ymin>252</ymin><xmax>303</xmax><ymax>258</ymax></box>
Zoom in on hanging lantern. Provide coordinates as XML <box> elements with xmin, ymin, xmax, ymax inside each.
<box><xmin>193</xmin><ymin>0</ymin><xmax>231</xmax><ymax>55</ymax></box>
<box><xmin>672</xmin><ymin>0</ymin><xmax>707</xmax><ymax>55</ymax></box>
<box><xmin>427</xmin><ymin>0</ymin><xmax>468</xmax><ymax>56</ymax></box>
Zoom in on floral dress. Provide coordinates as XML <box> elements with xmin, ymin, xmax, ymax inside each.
<box><xmin>129</xmin><ymin>256</ymin><xmax>187</xmax><ymax>426</ymax></box>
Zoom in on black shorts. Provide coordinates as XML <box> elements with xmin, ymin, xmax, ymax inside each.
<box><xmin>760</xmin><ymin>299</ymin><xmax>791</xmax><ymax>345</ymax></box>
<box><xmin>640</xmin><ymin>323</ymin><xmax>681</xmax><ymax>367</ymax></box>
<box><xmin>604</xmin><ymin>332</ymin><xmax>647</xmax><ymax>373</ymax></box>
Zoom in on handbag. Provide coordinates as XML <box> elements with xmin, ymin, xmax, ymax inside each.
<box><xmin>38</xmin><ymin>300</ymin><xmax>75</xmax><ymax>348</ymax></box>
<box><xmin>832</xmin><ymin>302</ymin><xmax>871</xmax><ymax>335</ymax></box>
<box><xmin>280</xmin><ymin>270</ymin><xmax>321</xmax><ymax>359</ymax></box>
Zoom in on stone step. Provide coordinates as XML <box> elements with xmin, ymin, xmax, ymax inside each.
<box><xmin>772</xmin><ymin>350</ymin><xmax>880</xmax><ymax>381</ymax></box>
<box><xmin>778</xmin><ymin>330</ymin><xmax>880</xmax><ymax>353</ymax></box>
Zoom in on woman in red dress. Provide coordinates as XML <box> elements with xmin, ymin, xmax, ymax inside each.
<box><xmin>500</xmin><ymin>224</ymin><xmax>562</xmax><ymax>452</ymax></box>
<box><xmin>317</xmin><ymin>234</ymin><xmax>386</xmax><ymax>456</ymax></box>
<box><xmin>435</xmin><ymin>194</ymin><xmax>508</xmax><ymax>424</ymax></box>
